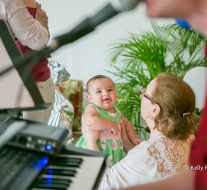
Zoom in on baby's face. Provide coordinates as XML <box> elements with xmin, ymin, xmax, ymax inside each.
<box><xmin>87</xmin><ymin>78</ymin><xmax>117</xmax><ymax>112</ymax></box>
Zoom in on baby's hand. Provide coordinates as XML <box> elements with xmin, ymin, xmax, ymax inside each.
<box><xmin>110</xmin><ymin>122</ymin><xmax>119</xmax><ymax>135</ymax></box>
<box><xmin>131</xmin><ymin>136</ymin><xmax>142</xmax><ymax>145</ymax></box>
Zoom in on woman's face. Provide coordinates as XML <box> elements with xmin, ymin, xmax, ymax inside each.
<box><xmin>141</xmin><ymin>78</ymin><xmax>157</xmax><ymax>122</ymax></box>
<box><xmin>144</xmin><ymin>0</ymin><xmax>194</xmax><ymax>19</ymax></box>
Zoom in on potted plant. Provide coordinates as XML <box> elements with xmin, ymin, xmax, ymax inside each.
<box><xmin>106</xmin><ymin>21</ymin><xmax>206</xmax><ymax>140</ymax></box>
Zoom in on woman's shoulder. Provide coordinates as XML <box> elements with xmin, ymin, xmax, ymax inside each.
<box><xmin>130</xmin><ymin>136</ymin><xmax>160</xmax><ymax>155</ymax></box>
<box><xmin>130</xmin><ymin>135</ymin><xmax>192</xmax><ymax>178</ymax></box>
<box><xmin>136</xmin><ymin>134</ymin><xmax>193</xmax><ymax>154</ymax></box>
<box><xmin>137</xmin><ymin>135</ymin><xmax>166</xmax><ymax>147</ymax></box>
<box><xmin>134</xmin><ymin>135</ymin><xmax>171</xmax><ymax>153</ymax></box>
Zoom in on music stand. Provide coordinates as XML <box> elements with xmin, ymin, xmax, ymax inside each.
<box><xmin>0</xmin><ymin>19</ymin><xmax>51</xmax><ymax>115</ymax></box>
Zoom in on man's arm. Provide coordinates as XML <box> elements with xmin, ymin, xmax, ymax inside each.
<box><xmin>84</xmin><ymin>106</ymin><xmax>119</xmax><ymax>134</ymax></box>
<box><xmin>121</xmin><ymin>170</ymin><xmax>194</xmax><ymax>190</ymax></box>
<box><xmin>0</xmin><ymin>0</ymin><xmax>49</xmax><ymax>50</ymax></box>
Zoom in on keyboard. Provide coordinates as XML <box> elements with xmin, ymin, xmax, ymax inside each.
<box><xmin>0</xmin><ymin>146</ymin><xmax>49</xmax><ymax>190</ymax></box>
<box><xmin>0</xmin><ymin>145</ymin><xmax>107</xmax><ymax>190</ymax></box>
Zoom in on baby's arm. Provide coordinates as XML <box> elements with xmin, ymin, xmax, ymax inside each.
<box><xmin>84</xmin><ymin>106</ymin><xmax>119</xmax><ymax>134</ymax></box>
<box><xmin>121</xmin><ymin>114</ymin><xmax>142</xmax><ymax>145</ymax></box>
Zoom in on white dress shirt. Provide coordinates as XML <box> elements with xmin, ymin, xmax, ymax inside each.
<box><xmin>0</xmin><ymin>0</ymin><xmax>49</xmax><ymax>50</ymax></box>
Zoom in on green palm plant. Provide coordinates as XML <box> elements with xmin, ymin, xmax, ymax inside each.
<box><xmin>106</xmin><ymin>21</ymin><xmax>206</xmax><ymax>139</ymax></box>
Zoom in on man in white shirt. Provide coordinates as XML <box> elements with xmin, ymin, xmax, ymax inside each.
<box><xmin>0</xmin><ymin>0</ymin><xmax>49</xmax><ymax>50</ymax></box>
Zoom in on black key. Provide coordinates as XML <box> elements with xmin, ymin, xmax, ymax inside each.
<box><xmin>45</xmin><ymin>168</ymin><xmax>76</xmax><ymax>176</ymax></box>
<box><xmin>55</xmin><ymin>157</ymin><xmax>83</xmax><ymax>163</ymax></box>
<box><xmin>37</xmin><ymin>178</ymin><xmax>71</xmax><ymax>185</ymax></box>
<box><xmin>53</xmin><ymin>161</ymin><xmax>81</xmax><ymax>167</ymax></box>
<box><xmin>34</xmin><ymin>183</ymin><xmax>68</xmax><ymax>190</ymax></box>
<box><xmin>51</xmin><ymin>157</ymin><xmax>82</xmax><ymax>167</ymax></box>
<box><xmin>56</xmin><ymin>157</ymin><xmax>83</xmax><ymax>162</ymax></box>
<box><xmin>55</xmin><ymin>157</ymin><xmax>82</xmax><ymax>163</ymax></box>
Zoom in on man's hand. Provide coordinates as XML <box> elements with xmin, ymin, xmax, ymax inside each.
<box><xmin>35</xmin><ymin>3</ymin><xmax>49</xmax><ymax>30</ymax></box>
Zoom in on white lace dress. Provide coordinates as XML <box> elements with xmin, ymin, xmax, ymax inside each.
<box><xmin>98</xmin><ymin>135</ymin><xmax>194</xmax><ymax>189</ymax></box>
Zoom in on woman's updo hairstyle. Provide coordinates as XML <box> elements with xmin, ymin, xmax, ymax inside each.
<box><xmin>152</xmin><ymin>72</ymin><xmax>200</xmax><ymax>140</ymax></box>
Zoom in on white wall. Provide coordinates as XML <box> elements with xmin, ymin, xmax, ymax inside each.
<box><xmin>38</xmin><ymin>0</ymin><xmax>205</xmax><ymax>109</ymax></box>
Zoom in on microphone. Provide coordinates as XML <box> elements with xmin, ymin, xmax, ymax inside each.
<box><xmin>51</xmin><ymin>0</ymin><xmax>140</xmax><ymax>49</ymax></box>
<box><xmin>0</xmin><ymin>0</ymin><xmax>140</xmax><ymax>78</ymax></box>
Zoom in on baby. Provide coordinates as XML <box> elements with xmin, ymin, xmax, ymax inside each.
<box><xmin>76</xmin><ymin>75</ymin><xmax>141</xmax><ymax>166</ymax></box>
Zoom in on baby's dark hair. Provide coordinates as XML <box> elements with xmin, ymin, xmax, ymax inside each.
<box><xmin>86</xmin><ymin>75</ymin><xmax>114</xmax><ymax>94</ymax></box>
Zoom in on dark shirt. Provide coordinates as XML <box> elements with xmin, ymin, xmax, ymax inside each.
<box><xmin>190</xmin><ymin>43</ymin><xmax>207</xmax><ymax>190</ymax></box>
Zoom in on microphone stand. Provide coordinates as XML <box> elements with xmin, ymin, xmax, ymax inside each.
<box><xmin>0</xmin><ymin>3</ymin><xmax>119</xmax><ymax>77</ymax></box>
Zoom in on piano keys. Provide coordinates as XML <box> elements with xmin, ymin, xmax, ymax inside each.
<box><xmin>31</xmin><ymin>154</ymin><xmax>106</xmax><ymax>190</ymax></box>
<box><xmin>0</xmin><ymin>145</ymin><xmax>107</xmax><ymax>190</ymax></box>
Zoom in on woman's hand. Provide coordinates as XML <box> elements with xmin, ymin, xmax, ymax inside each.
<box><xmin>121</xmin><ymin>120</ymin><xmax>136</xmax><ymax>153</ymax></box>
<box><xmin>81</xmin><ymin>114</ymin><xmax>100</xmax><ymax>151</ymax></box>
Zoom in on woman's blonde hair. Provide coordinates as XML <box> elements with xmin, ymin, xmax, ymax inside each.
<box><xmin>152</xmin><ymin>72</ymin><xmax>200</xmax><ymax>140</ymax></box>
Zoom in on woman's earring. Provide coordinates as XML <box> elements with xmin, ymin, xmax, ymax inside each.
<box><xmin>151</xmin><ymin>117</ymin><xmax>154</xmax><ymax>120</ymax></box>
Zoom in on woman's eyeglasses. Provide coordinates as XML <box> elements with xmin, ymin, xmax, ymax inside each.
<box><xmin>140</xmin><ymin>88</ymin><xmax>157</xmax><ymax>104</ymax></box>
